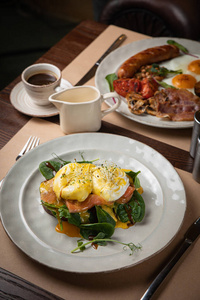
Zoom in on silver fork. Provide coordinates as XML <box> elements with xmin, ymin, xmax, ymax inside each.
<box><xmin>16</xmin><ymin>136</ymin><xmax>40</xmax><ymax>160</ymax></box>
<box><xmin>0</xmin><ymin>136</ymin><xmax>40</xmax><ymax>188</ymax></box>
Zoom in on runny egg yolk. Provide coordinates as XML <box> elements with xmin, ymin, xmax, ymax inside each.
<box><xmin>188</xmin><ymin>59</ymin><xmax>200</xmax><ymax>74</ymax></box>
<box><xmin>172</xmin><ymin>74</ymin><xmax>197</xmax><ymax>89</ymax></box>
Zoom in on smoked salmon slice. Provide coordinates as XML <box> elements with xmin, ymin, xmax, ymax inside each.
<box><xmin>116</xmin><ymin>186</ymin><xmax>135</xmax><ymax>204</ymax></box>
<box><xmin>65</xmin><ymin>194</ymin><xmax>111</xmax><ymax>213</ymax></box>
<box><xmin>40</xmin><ymin>178</ymin><xmax>135</xmax><ymax>213</ymax></box>
<box><xmin>66</xmin><ymin>186</ymin><xmax>135</xmax><ymax>213</ymax></box>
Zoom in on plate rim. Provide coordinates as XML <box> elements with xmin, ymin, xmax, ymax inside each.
<box><xmin>0</xmin><ymin>132</ymin><xmax>186</xmax><ymax>273</ymax></box>
<box><xmin>95</xmin><ymin>36</ymin><xmax>200</xmax><ymax>129</ymax></box>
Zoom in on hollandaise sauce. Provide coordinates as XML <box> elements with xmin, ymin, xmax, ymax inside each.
<box><xmin>56</xmin><ymin>221</ymin><xmax>81</xmax><ymax>238</ymax></box>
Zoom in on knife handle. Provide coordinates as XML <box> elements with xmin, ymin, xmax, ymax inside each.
<box><xmin>140</xmin><ymin>239</ymin><xmax>192</xmax><ymax>300</ymax></box>
<box><xmin>96</xmin><ymin>34</ymin><xmax>127</xmax><ymax>65</ymax></box>
<box><xmin>141</xmin><ymin>217</ymin><xmax>200</xmax><ymax>299</ymax></box>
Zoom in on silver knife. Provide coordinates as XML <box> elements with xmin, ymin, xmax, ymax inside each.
<box><xmin>140</xmin><ymin>216</ymin><xmax>200</xmax><ymax>300</ymax></box>
<box><xmin>75</xmin><ymin>34</ymin><xmax>127</xmax><ymax>86</ymax></box>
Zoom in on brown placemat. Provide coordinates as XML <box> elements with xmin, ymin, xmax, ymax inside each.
<box><xmin>0</xmin><ymin>117</ymin><xmax>200</xmax><ymax>300</ymax></box>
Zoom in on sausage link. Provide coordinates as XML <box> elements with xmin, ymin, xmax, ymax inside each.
<box><xmin>117</xmin><ymin>45</ymin><xmax>180</xmax><ymax>79</ymax></box>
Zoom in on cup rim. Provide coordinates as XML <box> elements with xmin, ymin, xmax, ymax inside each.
<box><xmin>21</xmin><ymin>63</ymin><xmax>61</xmax><ymax>88</ymax></box>
<box><xmin>49</xmin><ymin>85</ymin><xmax>101</xmax><ymax>105</ymax></box>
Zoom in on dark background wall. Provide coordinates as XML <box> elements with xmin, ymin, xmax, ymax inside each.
<box><xmin>0</xmin><ymin>0</ymin><xmax>99</xmax><ymax>90</ymax></box>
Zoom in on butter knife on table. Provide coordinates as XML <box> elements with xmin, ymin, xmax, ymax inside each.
<box><xmin>140</xmin><ymin>217</ymin><xmax>200</xmax><ymax>300</ymax></box>
<box><xmin>75</xmin><ymin>34</ymin><xmax>127</xmax><ymax>86</ymax></box>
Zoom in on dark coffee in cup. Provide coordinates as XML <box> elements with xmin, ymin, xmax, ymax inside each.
<box><xmin>21</xmin><ymin>63</ymin><xmax>62</xmax><ymax>106</ymax></box>
<box><xmin>27</xmin><ymin>73</ymin><xmax>57</xmax><ymax>86</ymax></box>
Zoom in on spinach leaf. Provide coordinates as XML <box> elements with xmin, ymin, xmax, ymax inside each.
<box><xmin>115</xmin><ymin>190</ymin><xmax>145</xmax><ymax>223</ymax></box>
<box><xmin>39</xmin><ymin>160</ymin><xmax>62</xmax><ymax>180</ymax></box>
<box><xmin>79</xmin><ymin>206</ymin><xmax>116</xmax><ymax>241</ymax></box>
<box><xmin>105</xmin><ymin>73</ymin><xmax>118</xmax><ymax>91</ymax></box>
<box><xmin>96</xmin><ymin>206</ymin><xmax>116</xmax><ymax>227</ymax></box>
<box><xmin>80</xmin><ymin>223</ymin><xmax>115</xmax><ymax>240</ymax></box>
<box><xmin>130</xmin><ymin>190</ymin><xmax>145</xmax><ymax>222</ymax></box>
<box><xmin>125</xmin><ymin>170</ymin><xmax>141</xmax><ymax>188</ymax></box>
<box><xmin>58</xmin><ymin>205</ymin><xmax>81</xmax><ymax>227</ymax></box>
<box><xmin>115</xmin><ymin>204</ymin><xmax>129</xmax><ymax>223</ymax></box>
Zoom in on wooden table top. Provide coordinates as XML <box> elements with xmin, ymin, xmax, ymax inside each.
<box><xmin>0</xmin><ymin>19</ymin><xmax>199</xmax><ymax>300</ymax></box>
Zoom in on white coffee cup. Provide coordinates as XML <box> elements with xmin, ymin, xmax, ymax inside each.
<box><xmin>49</xmin><ymin>85</ymin><xmax>121</xmax><ymax>134</ymax></box>
<box><xmin>21</xmin><ymin>63</ymin><xmax>62</xmax><ymax>106</ymax></box>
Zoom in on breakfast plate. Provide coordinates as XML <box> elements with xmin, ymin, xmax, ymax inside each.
<box><xmin>0</xmin><ymin>133</ymin><xmax>186</xmax><ymax>273</ymax></box>
<box><xmin>10</xmin><ymin>78</ymin><xmax>72</xmax><ymax>117</ymax></box>
<box><xmin>95</xmin><ymin>37</ymin><xmax>200</xmax><ymax>129</ymax></box>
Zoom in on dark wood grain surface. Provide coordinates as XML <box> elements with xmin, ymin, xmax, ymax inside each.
<box><xmin>0</xmin><ymin>267</ymin><xmax>64</xmax><ymax>300</ymax></box>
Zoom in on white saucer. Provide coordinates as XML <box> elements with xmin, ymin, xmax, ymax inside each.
<box><xmin>10</xmin><ymin>79</ymin><xmax>72</xmax><ymax>117</ymax></box>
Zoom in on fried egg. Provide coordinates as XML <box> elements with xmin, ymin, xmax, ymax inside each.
<box><xmin>160</xmin><ymin>55</ymin><xmax>200</xmax><ymax>93</ymax></box>
<box><xmin>53</xmin><ymin>162</ymin><xmax>130</xmax><ymax>203</ymax></box>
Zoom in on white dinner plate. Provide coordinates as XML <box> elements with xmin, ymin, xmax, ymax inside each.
<box><xmin>10</xmin><ymin>78</ymin><xmax>72</xmax><ymax>117</ymax></box>
<box><xmin>0</xmin><ymin>133</ymin><xmax>186</xmax><ymax>273</ymax></box>
<box><xmin>95</xmin><ymin>37</ymin><xmax>200</xmax><ymax>128</ymax></box>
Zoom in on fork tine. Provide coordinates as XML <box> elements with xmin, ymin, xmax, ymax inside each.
<box><xmin>30</xmin><ymin>137</ymin><xmax>40</xmax><ymax>150</ymax></box>
<box><xmin>25</xmin><ymin>136</ymin><xmax>40</xmax><ymax>153</ymax></box>
<box><xmin>24</xmin><ymin>136</ymin><xmax>35</xmax><ymax>153</ymax></box>
<box><xmin>16</xmin><ymin>136</ymin><xmax>40</xmax><ymax>160</ymax></box>
<box><xmin>18</xmin><ymin>136</ymin><xmax>32</xmax><ymax>155</ymax></box>
<box><xmin>35</xmin><ymin>137</ymin><xmax>40</xmax><ymax>147</ymax></box>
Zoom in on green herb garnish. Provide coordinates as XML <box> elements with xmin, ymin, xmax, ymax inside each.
<box><xmin>167</xmin><ymin>40</ymin><xmax>199</xmax><ymax>58</ymax></box>
<box><xmin>71</xmin><ymin>238</ymin><xmax>142</xmax><ymax>255</ymax></box>
<box><xmin>154</xmin><ymin>79</ymin><xmax>177</xmax><ymax>89</ymax></box>
<box><xmin>105</xmin><ymin>73</ymin><xmax>118</xmax><ymax>91</ymax></box>
<box><xmin>150</xmin><ymin>63</ymin><xmax>182</xmax><ymax>77</ymax></box>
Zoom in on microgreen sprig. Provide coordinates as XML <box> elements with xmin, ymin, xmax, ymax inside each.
<box><xmin>71</xmin><ymin>238</ymin><xmax>142</xmax><ymax>255</ymax></box>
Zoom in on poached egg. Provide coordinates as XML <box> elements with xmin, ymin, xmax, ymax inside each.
<box><xmin>53</xmin><ymin>162</ymin><xmax>130</xmax><ymax>203</ymax></box>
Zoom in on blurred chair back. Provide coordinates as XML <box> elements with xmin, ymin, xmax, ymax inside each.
<box><xmin>99</xmin><ymin>0</ymin><xmax>200</xmax><ymax>40</ymax></box>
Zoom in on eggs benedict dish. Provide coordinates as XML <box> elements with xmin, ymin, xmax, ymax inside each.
<box><xmin>39</xmin><ymin>159</ymin><xmax>145</xmax><ymax>248</ymax></box>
